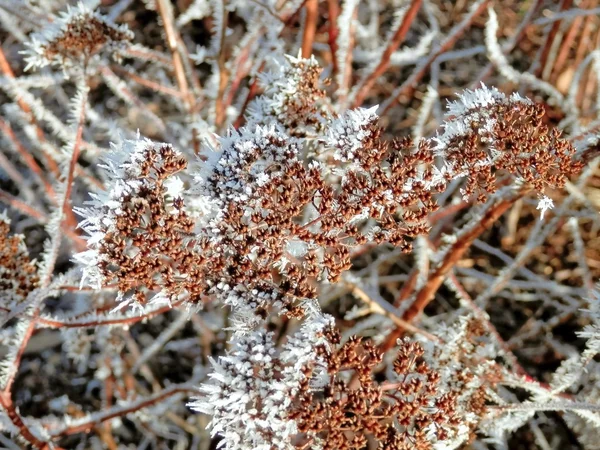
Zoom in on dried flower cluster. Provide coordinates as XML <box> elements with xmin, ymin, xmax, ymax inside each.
<box><xmin>436</xmin><ymin>87</ymin><xmax>582</xmax><ymax>204</ymax></box>
<box><xmin>248</xmin><ymin>54</ymin><xmax>328</xmax><ymax>135</ymax></box>
<box><xmin>1</xmin><ymin>1</ymin><xmax>600</xmax><ymax>449</ymax></box>
<box><xmin>292</xmin><ymin>334</ymin><xmax>467</xmax><ymax>450</ymax></box>
<box><xmin>24</xmin><ymin>2</ymin><xmax>133</xmax><ymax>70</ymax></box>
<box><xmin>76</xmin><ymin>139</ymin><xmax>192</xmax><ymax>307</ymax></box>
<box><xmin>0</xmin><ymin>215</ymin><xmax>38</xmax><ymax>307</ymax></box>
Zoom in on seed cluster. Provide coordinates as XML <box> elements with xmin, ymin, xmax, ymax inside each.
<box><xmin>438</xmin><ymin>90</ymin><xmax>581</xmax><ymax>202</ymax></box>
<box><xmin>43</xmin><ymin>16</ymin><xmax>131</xmax><ymax>64</ymax></box>
<box><xmin>291</xmin><ymin>333</ymin><xmax>469</xmax><ymax>450</ymax></box>
<box><xmin>249</xmin><ymin>55</ymin><xmax>329</xmax><ymax>136</ymax></box>
<box><xmin>0</xmin><ymin>218</ymin><xmax>38</xmax><ymax>303</ymax></box>
<box><xmin>93</xmin><ymin>144</ymin><xmax>193</xmax><ymax>304</ymax></box>
<box><xmin>25</xmin><ymin>4</ymin><xmax>133</xmax><ymax>70</ymax></box>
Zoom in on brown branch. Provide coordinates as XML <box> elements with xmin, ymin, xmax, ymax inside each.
<box><xmin>37</xmin><ymin>299</ymin><xmax>185</xmax><ymax>329</ymax></box>
<box><xmin>326</xmin><ymin>0</ymin><xmax>341</xmax><ymax>78</ymax></box>
<box><xmin>233</xmin><ymin>65</ymin><xmax>264</xmax><ymax>129</ymax></box>
<box><xmin>156</xmin><ymin>0</ymin><xmax>194</xmax><ymax>111</ymax></box>
<box><xmin>50</xmin><ymin>384</ymin><xmax>197</xmax><ymax>437</ymax></box>
<box><xmin>110</xmin><ymin>65</ymin><xmax>186</xmax><ymax>99</ymax></box>
<box><xmin>0</xmin><ymin>47</ymin><xmax>60</xmax><ymax>177</ymax></box>
<box><xmin>0</xmin><ymin>118</ymin><xmax>56</xmax><ymax>199</ymax></box>
<box><xmin>301</xmin><ymin>0</ymin><xmax>318</xmax><ymax>58</ymax></box>
<box><xmin>0</xmin><ymin>391</ymin><xmax>51</xmax><ymax>450</ymax></box>
<box><xmin>351</xmin><ymin>0</ymin><xmax>422</xmax><ymax>108</ymax></box>
<box><xmin>381</xmin><ymin>0</ymin><xmax>489</xmax><ymax>115</ymax></box>
<box><xmin>379</xmin><ymin>193</ymin><xmax>517</xmax><ymax>353</ymax></box>
<box><xmin>535</xmin><ymin>0</ymin><xmax>573</xmax><ymax>79</ymax></box>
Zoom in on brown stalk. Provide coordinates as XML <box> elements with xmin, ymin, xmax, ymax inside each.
<box><xmin>0</xmin><ymin>118</ymin><xmax>56</xmax><ymax>199</ymax></box>
<box><xmin>0</xmin><ymin>47</ymin><xmax>60</xmax><ymax>177</ymax></box>
<box><xmin>549</xmin><ymin>0</ymin><xmax>587</xmax><ymax>85</ymax></box>
<box><xmin>51</xmin><ymin>384</ymin><xmax>195</xmax><ymax>437</ymax></box>
<box><xmin>0</xmin><ymin>190</ymin><xmax>85</xmax><ymax>248</ymax></box>
<box><xmin>404</xmin><ymin>196</ymin><xmax>515</xmax><ymax>321</ymax></box>
<box><xmin>156</xmin><ymin>0</ymin><xmax>194</xmax><ymax>111</ymax></box>
<box><xmin>37</xmin><ymin>299</ymin><xmax>186</xmax><ymax>329</ymax></box>
<box><xmin>0</xmin><ymin>391</ymin><xmax>52</xmax><ymax>450</ymax></box>
<box><xmin>222</xmin><ymin>32</ymin><xmax>261</xmax><ymax>113</ymax></box>
<box><xmin>120</xmin><ymin>46</ymin><xmax>172</xmax><ymax>66</ymax></box>
<box><xmin>0</xmin><ymin>189</ymin><xmax>46</xmax><ymax>221</ymax></box>
<box><xmin>535</xmin><ymin>0</ymin><xmax>573</xmax><ymax>79</ymax></box>
<box><xmin>381</xmin><ymin>0</ymin><xmax>489</xmax><ymax>115</ymax></box>
<box><xmin>379</xmin><ymin>194</ymin><xmax>517</xmax><ymax>353</ymax></box>
<box><xmin>326</xmin><ymin>0</ymin><xmax>340</xmax><ymax>78</ymax></box>
<box><xmin>110</xmin><ymin>65</ymin><xmax>187</xmax><ymax>99</ymax></box>
<box><xmin>301</xmin><ymin>0</ymin><xmax>319</xmax><ymax>58</ymax></box>
<box><xmin>351</xmin><ymin>0</ymin><xmax>422</xmax><ymax>108</ymax></box>
<box><xmin>233</xmin><ymin>64</ymin><xmax>264</xmax><ymax>128</ymax></box>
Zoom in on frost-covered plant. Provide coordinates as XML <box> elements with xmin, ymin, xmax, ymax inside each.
<box><xmin>1</xmin><ymin>1</ymin><xmax>600</xmax><ymax>449</ymax></box>
<box><xmin>23</xmin><ymin>1</ymin><xmax>133</xmax><ymax>71</ymax></box>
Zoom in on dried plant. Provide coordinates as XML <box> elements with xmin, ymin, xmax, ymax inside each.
<box><xmin>1</xmin><ymin>1</ymin><xmax>600</xmax><ymax>450</ymax></box>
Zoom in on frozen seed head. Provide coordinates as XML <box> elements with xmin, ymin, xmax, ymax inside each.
<box><xmin>436</xmin><ymin>85</ymin><xmax>582</xmax><ymax>207</ymax></box>
<box><xmin>23</xmin><ymin>2</ymin><xmax>133</xmax><ymax>71</ymax></box>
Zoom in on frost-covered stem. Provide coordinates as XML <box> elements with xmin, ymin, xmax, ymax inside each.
<box><xmin>222</xmin><ymin>30</ymin><xmax>261</xmax><ymax>112</ymax></box>
<box><xmin>0</xmin><ymin>189</ymin><xmax>46</xmax><ymax>221</ymax></box>
<box><xmin>110</xmin><ymin>65</ymin><xmax>187</xmax><ymax>99</ymax></box>
<box><xmin>404</xmin><ymin>196</ymin><xmax>516</xmax><ymax>320</ymax></box>
<box><xmin>100</xmin><ymin>66</ymin><xmax>167</xmax><ymax>136</ymax></box>
<box><xmin>569</xmin><ymin>217</ymin><xmax>595</xmax><ymax>294</ymax></box>
<box><xmin>380</xmin><ymin>193</ymin><xmax>518</xmax><ymax>353</ymax></box>
<box><xmin>534</xmin><ymin>0</ymin><xmax>573</xmax><ymax>78</ymax></box>
<box><xmin>0</xmin><ymin>118</ymin><xmax>56</xmax><ymax>199</ymax></box>
<box><xmin>132</xmin><ymin>312</ymin><xmax>189</xmax><ymax>373</ymax></box>
<box><xmin>336</xmin><ymin>0</ymin><xmax>358</xmax><ymax>106</ymax></box>
<box><xmin>347</xmin><ymin>280</ymin><xmax>440</xmax><ymax>341</ymax></box>
<box><xmin>121</xmin><ymin>45</ymin><xmax>172</xmax><ymax>66</ymax></box>
<box><xmin>327</xmin><ymin>0</ymin><xmax>340</xmax><ymax>77</ymax></box>
<box><xmin>0</xmin><ymin>391</ymin><xmax>50</xmax><ymax>450</ymax></box>
<box><xmin>233</xmin><ymin>64</ymin><xmax>263</xmax><ymax>128</ymax></box>
<box><xmin>0</xmin><ymin>189</ymin><xmax>85</xmax><ymax>246</ymax></box>
<box><xmin>0</xmin><ymin>46</ymin><xmax>59</xmax><ymax>176</ymax></box>
<box><xmin>493</xmin><ymin>402</ymin><xmax>600</xmax><ymax>413</ymax></box>
<box><xmin>0</xmin><ymin>319</ymin><xmax>47</xmax><ymax>449</ymax></box>
<box><xmin>380</xmin><ymin>0</ymin><xmax>488</xmax><ymax>115</ymax></box>
<box><xmin>473</xmin><ymin>214</ymin><xmax>552</xmax><ymax>309</ymax></box>
<box><xmin>1</xmin><ymin>318</ymin><xmax>36</xmax><ymax>397</ymax></box>
<box><xmin>485</xmin><ymin>8</ymin><xmax>568</xmax><ymax>115</ymax></box>
<box><xmin>471</xmin><ymin>0</ymin><xmax>543</xmax><ymax>87</ymax></box>
<box><xmin>62</xmin><ymin>83</ymin><xmax>87</xmax><ymax>222</ymax></box>
<box><xmin>0</xmin><ymin>80</ymin><xmax>90</xmax><ymax>449</ymax></box>
<box><xmin>156</xmin><ymin>0</ymin><xmax>193</xmax><ymax>111</ymax></box>
<box><xmin>351</xmin><ymin>0</ymin><xmax>422</xmax><ymax>108</ymax></box>
<box><xmin>37</xmin><ymin>299</ymin><xmax>186</xmax><ymax>329</ymax></box>
<box><xmin>301</xmin><ymin>0</ymin><xmax>318</xmax><ymax>58</ymax></box>
<box><xmin>447</xmin><ymin>272</ymin><xmax>526</xmax><ymax>376</ymax></box>
<box><xmin>50</xmin><ymin>383</ymin><xmax>197</xmax><ymax>437</ymax></box>
<box><xmin>214</xmin><ymin>0</ymin><xmax>229</xmax><ymax>128</ymax></box>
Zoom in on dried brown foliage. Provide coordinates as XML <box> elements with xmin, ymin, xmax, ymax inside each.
<box><xmin>291</xmin><ymin>330</ymin><xmax>489</xmax><ymax>450</ymax></box>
